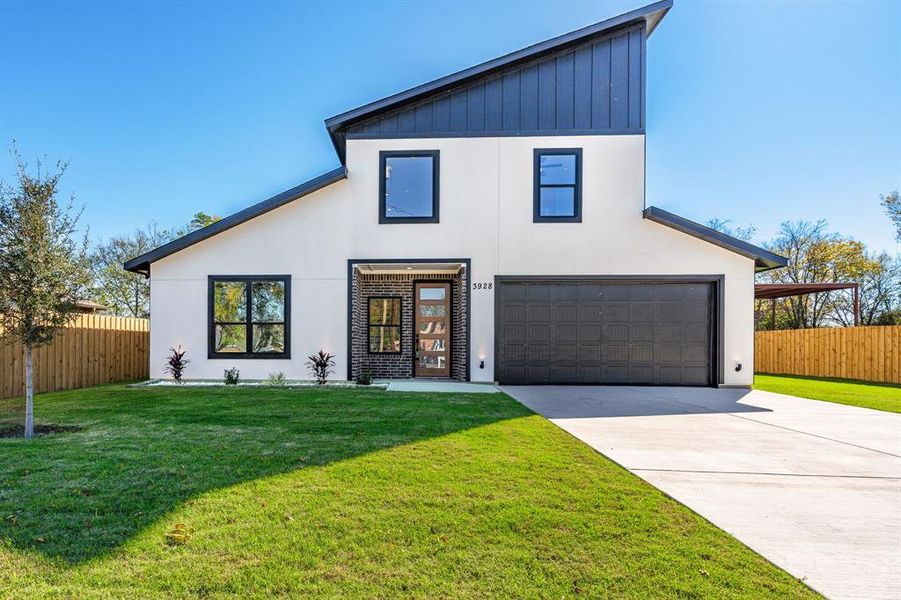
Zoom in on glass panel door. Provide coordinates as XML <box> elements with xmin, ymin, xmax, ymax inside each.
<box><xmin>414</xmin><ymin>282</ymin><xmax>451</xmax><ymax>377</ymax></box>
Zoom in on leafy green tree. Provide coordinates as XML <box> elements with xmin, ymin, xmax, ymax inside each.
<box><xmin>874</xmin><ymin>309</ymin><xmax>901</xmax><ymax>326</ymax></box>
<box><xmin>176</xmin><ymin>212</ymin><xmax>221</xmax><ymax>237</ymax></box>
<box><xmin>188</xmin><ymin>211</ymin><xmax>221</xmax><ymax>231</ymax></box>
<box><xmin>0</xmin><ymin>152</ymin><xmax>91</xmax><ymax>439</ymax></box>
<box><xmin>881</xmin><ymin>190</ymin><xmax>900</xmax><ymax>243</ymax></box>
<box><xmin>827</xmin><ymin>252</ymin><xmax>901</xmax><ymax>326</ymax></box>
<box><xmin>756</xmin><ymin>220</ymin><xmax>881</xmax><ymax>329</ymax></box>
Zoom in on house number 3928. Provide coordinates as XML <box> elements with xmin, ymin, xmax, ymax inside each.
<box><xmin>472</xmin><ymin>282</ymin><xmax>493</xmax><ymax>290</ymax></box>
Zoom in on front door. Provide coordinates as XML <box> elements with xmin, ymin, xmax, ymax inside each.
<box><xmin>414</xmin><ymin>282</ymin><xmax>451</xmax><ymax>377</ymax></box>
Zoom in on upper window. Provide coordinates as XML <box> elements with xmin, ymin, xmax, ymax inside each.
<box><xmin>368</xmin><ymin>297</ymin><xmax>402</xmax><ymax>353</ymax></box>
<box><xmin>533</xmin><ymin>148</ymin><xmax>582</xmax><ymax>223</ymax></box>
<box><xmin>209</xmin><ymin>275</ymin><xmax>290</xmax><ymax>358</ymax></box>
<box><xmin>379</xmin><ymin>150</ymin><xmax>439</xmax><ymax>223</ymax></box>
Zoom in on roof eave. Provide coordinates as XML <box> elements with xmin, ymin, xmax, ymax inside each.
<box><xmin>324</xmin><ymin>0</ymin><xmax>673</xmax><ymax>162</ymax></box>
<box><xmin>123</xmin><ymin>167</ymin><xmax>348</xmax><ymax>276</ymax></box>
<box><xmin>642</xmin><ymin>206</ymin><xmax>788</xmax><ymax>272</ymax></box>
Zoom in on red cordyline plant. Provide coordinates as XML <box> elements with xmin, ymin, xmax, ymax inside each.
<box><xmin>164</xmin><ymin>346</ymin><xmax>190</xmax><ymax>382</ymax></box>
<box><xmin>307</xmin><ymin>350</ymin><xmax>335</xmax><ymax>385</ymax></box>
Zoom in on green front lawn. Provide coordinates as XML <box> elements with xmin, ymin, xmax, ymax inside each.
<box><xmin>0</xmin><ymin>385</ymin><xmax>814</xmax><ymax>598</ymax></box>
<box><xmin>754</xmin><ymin>374</ymin><xmax>901</xmax><ymax>414</ymax></box>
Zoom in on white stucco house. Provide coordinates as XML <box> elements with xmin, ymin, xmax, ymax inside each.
<box><xmin>125</xmin><ymin>0</ymin><xmax>785</xmax><ymax>387</ymax></box>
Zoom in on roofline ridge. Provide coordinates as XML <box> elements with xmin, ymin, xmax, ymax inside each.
<box><xmin>124</xmin><ymin>166</ymin><xmax>347</xmax><ymax>275</ymax></box>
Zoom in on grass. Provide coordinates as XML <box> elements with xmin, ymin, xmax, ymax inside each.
<box><xmin>754</xmin><ymin>374</ymin><xmax>901</xmax><ymax>413</ymax></box>
<box><xmin>0</xmin><ymin>385</ymin><xmax>815</xmax><ymax>598</ymax></box>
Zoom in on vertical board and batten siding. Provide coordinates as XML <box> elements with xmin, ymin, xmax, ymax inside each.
<box><xmin>755</xmin><ymin>326</ymin><xmax>901</xmax><ymax>385</ymax></box>
<box><xmin>346</xmin><ymin>25</ymin><xmax>645</xmax><ymax>138</ymax></box>
<box><xmin>0</xmin><ymin>315</ymin><xmax>149</xmax><ymax>399</ymax></box>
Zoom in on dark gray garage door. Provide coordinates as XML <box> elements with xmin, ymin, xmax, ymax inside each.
<box><xmin>495</xmin><ymin>280</ymin><xmax>715</xmax><ymax>386</ymax></box>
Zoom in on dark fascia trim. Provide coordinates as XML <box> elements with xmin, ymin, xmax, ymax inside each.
<box><xmin>124</xmin><ymin>167</ymin><xmax>348</xmax><ymax>276</ymax></box>
<box><xmin>366</xmin><ymin>296</ymin><xmax>403</xmax><ymax>355</ymax></box>
<box><xmin>493</xmin><ymin>274</ymin><xmax>725</xmax><ymax>387</ymax></box>
<box><xmin>324</xmin><ymin>0</ymin><xmax>672</xmax><ymax>161</ymax></box>
<box><xmin>207</xmin><ymin>274</ymin><xmax>292</xmax><ymax>360</ymax></box>
<box><xmin>378</xmin><ymin>150</ymin><xmax>440</xmax><ymax>224</ymax></box>
<box><xmin>346</xmin><ymin>128</ymin><xmax>645</xmax><ymax>141</ymax></box>
<box><xmin>533</xmin><ymin>148</ymin><xmax>583</xmax><ymax>223</ymax></box>
<box><xmin>347</xmin><ymin>258</ymin><xmax>472</xmax><ymax>382</ymax></box>
<box><xmin>643</xmin><ymin>206</ymin><xmax>788</xmax><ymax>272</ymax></box>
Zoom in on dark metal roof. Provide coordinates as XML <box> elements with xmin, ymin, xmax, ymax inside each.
<box><xmin>325</xmin><ymin>0</ymin><xmax>673</xmax><ymax>163</ymax></box>
<box><xmin>123</xmin><ymin>167</ymin><xmax>347</xmax><ymax>276</ymax></box>
<box><xmin>643</xmin><ymin>206</ymin><xmax>788</xmax><ymax>271</ymax></box>
<box><xmin>754</xmin><ymin>283</ymin><xmax>857</xmax><ymax>300</ymax></box>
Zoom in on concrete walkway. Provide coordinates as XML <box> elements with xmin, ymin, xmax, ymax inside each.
<box><xmin>384</xmin><ymin>380</ymin><xmax>499</xmax><ymax>393</ymax></box>
<box><xmin>502</xmin><ymin>385</ymin><xmax>901</xmax><ymax>600</ymax></box>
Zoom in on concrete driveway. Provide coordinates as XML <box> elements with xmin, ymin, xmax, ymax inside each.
<box><xmin>502</xmin><ymin>385</ymin><xmax>901</xmax><ymax>600</ymax></box>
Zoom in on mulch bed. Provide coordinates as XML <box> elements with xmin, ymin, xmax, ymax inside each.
<box><xmin>0</xmin><ymin>423</ymin><xmax>83</xmax><ymax>438</ymax></box>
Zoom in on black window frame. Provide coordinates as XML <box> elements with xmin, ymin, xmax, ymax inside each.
<box><xmin>367</xmin><ymin>296</ymin><xmax>403</xmax><ymax>355</ymax></box>
<box><xmin>379</xmin><ymin>150</ymin><xmax>440</xmax><ymax>224</ymax></box>
<box><xmin>533</xmin><ymin>148</ymin><xmax>582</xmax><ymax>223</ymax></box>
<box><xmin>208</xmin><ymin>275</ymin><xmax>291</xmax><ymax>359</ymax></box>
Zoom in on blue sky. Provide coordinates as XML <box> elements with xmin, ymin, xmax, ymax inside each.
<box><xmin>1</xmin><ymin>0</ymin><xmax>899</xmax><ymax>253</ymax></box>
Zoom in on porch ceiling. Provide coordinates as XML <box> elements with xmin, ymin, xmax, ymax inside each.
<box><xmin>355</xmin><ymin>262</ymin><xmax>463</xmax><ymax>275</ymax></box>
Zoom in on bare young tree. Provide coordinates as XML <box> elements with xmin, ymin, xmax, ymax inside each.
<box><xmin>0</xmin><ymin>150</ymin><xmax>91</xmax><ymax>438</ymax></box>
<box><xmin>91</xmin><ymin>224</ymin><xmax>172</xmax><ymax>317</ymax></box>
<box><xmin>881</xmin><ymin>190</ymin><xmax>900</xmax><ymax>243</ymax></box>
<box><xmin>91</xmin><ymin>212</ymin><xmax>221</xmax><ymax>317</ymax></box>
<box><xmin>706</xmin><ymin>218</ymin><xmax>757</xmax><ymax>242</ymax></box>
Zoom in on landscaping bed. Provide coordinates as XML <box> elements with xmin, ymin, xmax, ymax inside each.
<box><xmin>133</xmin><ymin>378</ymin><xmax>386</xmax><ymax>389</ymax></box>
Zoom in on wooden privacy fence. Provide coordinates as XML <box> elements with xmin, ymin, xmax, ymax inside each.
<box><xmin>755</xmin><ymin>326</ymin><xmax>901</xmax><ymax>384</ymax></box>
<box><xmin>1</xmin><ymin>315</ymin><xmax>149</xmax><ymax>399</ymax></box>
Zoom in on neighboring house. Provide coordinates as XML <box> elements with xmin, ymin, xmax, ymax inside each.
<box><xmin>125</xmin><ymin>0</ymin><xmax>785</xmax><ymax>387</ymax></box>
<box><xmin>74</xmin><ymin>300</ymin><xmax>107</xmax><ymax>314</ymax></box>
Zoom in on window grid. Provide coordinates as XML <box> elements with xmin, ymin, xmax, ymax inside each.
<box><xmin>208</xmin><ymin>275</ymin><xmax>291</xmax><ymax>359</ymax></box>
<box><xmin>533</xmin><ymin>148</ymin><xmax>583</xmax><ymax>223</ymax></box>
<box><xmin>368</xmin><ymin>296</ymin><xmax>402</xmax><ymax>354</ymax></box>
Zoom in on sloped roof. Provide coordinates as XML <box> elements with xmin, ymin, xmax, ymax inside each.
<box><xmin>325</xmin><ymin>0</ymin><xmax>673</xmax><ymax>162</ymax></box>
<box><xmin>124</xmin><ymin>167</ymin><xmax>347</xmax><ymax>275</ymax></box>
<box><xmin>124</xmin><ymin>2</ymin><xmax>673</xmax><ymax>275</ymax></box>
<box><xmin>643</xmin><ymin>207</ymin><xmax>788</xmax><ymax>271</ymax></box>
<box><xmin>754</xmin><ymin>283</ymin><xmax>856</xmax><ymax>299</ymax></box>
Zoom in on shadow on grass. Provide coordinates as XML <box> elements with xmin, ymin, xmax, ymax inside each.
<box><xmin>0</xmin><ymin>384</ymin><xmax>529</xmax><ymax>564</ymax></box>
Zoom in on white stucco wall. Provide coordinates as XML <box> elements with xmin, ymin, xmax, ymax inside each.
<box><xmin>149</xmin><ymin>134</ymin><xmax>756</xmax><ymax>385</ymax></box>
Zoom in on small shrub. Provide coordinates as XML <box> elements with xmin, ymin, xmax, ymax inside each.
<box><xmin>266</xmin><ymin>371</ymin><xmax>287</xmax><ymax>386</ymax></box>
<box><xmin>164</xmin><ymin>346</ymin><xmax>190</xmax><ymax>382</ymax></box>
<box><xmin>306</xmin><ymin>350</ymin><xmax>335</xmax><ymax>385</ymax></box>
<box><xmin>355</xmin><ymin>370</ymin><xmax>372</xmax><ymax>386</ymax></box>
<box><xmin>223</xmin><ymin>368</ymin><xmax>240</xmax><ymax>385</ymax></box>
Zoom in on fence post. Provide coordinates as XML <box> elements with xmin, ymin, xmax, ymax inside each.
<box><xmin>0</xmin><ymin>316</ymin><xmax>150</xmax><ymax>400</ymax></box>
<box><xmin>755</xmin><ymin>326</ymin><xmax>900</xmax><ymax>384</ymax></box>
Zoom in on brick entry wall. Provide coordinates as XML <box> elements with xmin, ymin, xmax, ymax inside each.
<box><xmin>351</xmin><ymin>268</ymin><xmax>467</xmax><ymax>380</ymax></box>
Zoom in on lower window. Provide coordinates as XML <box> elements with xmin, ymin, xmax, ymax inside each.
<box><xmin>368</xmin><ymin>297</ymin><xmax>402</xmax><ymax>353</ymax></box>
<box><xmin>209</xmin><ymin>275</ymin><xmax>290</xmax><ymax>358</ymax></box>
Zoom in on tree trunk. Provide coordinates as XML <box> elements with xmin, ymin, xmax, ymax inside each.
<box><xmin>24</xmin><ymin>345</ymin><xmax>34</xmax><ymax>439</ymax></box>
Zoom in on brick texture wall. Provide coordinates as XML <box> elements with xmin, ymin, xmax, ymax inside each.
<box><xmin>351</xmin><ymin>268</ymin><xmax>467</xmax><ymax>381</ymax></box>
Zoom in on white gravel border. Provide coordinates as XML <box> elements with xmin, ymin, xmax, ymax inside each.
<box><xmin>130</xmin><ymin>379</ymin><xmax>387</xmax><ymax>389</ymax></box>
